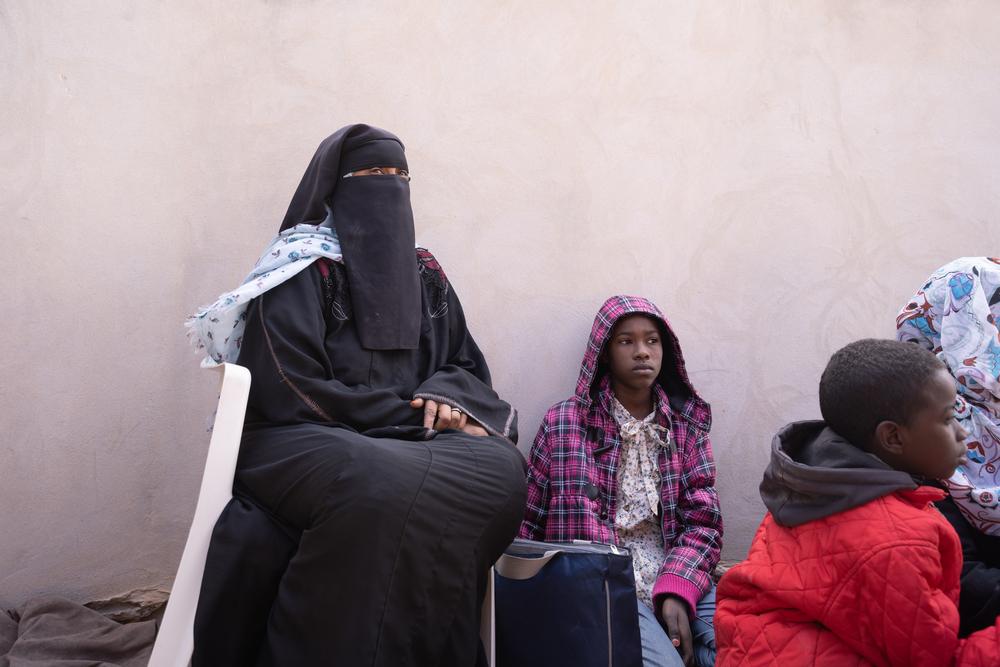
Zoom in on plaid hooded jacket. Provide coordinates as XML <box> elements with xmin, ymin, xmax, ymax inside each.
<box><xmin>518</xmin><ymin>295</ymin><xmax>722</xmax><ymax>612</ymax></box>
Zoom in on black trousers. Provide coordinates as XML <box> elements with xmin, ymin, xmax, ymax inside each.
<box><xmin>194</xmin><ymin>424</ymin><xmax>526</xmax><ymax>667</ymax></box>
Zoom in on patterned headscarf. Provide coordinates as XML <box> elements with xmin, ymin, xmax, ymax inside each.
<box><xmin>185</xmin><ymin>224</ymin><xmax>344</xmax><ymax>367</ymax></box>
<box><xmin>896</xmin><ymin>257</ymin><xmax>1000</xmax><ymax>535</ymax></box>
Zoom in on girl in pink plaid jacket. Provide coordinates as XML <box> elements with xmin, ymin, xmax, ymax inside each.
<box><xmin>519</xmin><ymin>295</ymin><xmax>722</xmax><ymax>667</ymax></box>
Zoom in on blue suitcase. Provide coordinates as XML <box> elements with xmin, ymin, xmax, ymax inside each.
<box><xmin>493</xmin><ymin>538</ymin><xmax>642</xmax><ymax>667</ymax></box>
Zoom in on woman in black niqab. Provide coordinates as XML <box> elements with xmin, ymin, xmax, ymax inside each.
<box><xmin>281</xmin><ymin>124</ymin><xmax>421</xmax><ymax>350</ymax></box>
<box><xmin>192</xmin><ymin>125</ymin><xmax>526</xmax><ymax>666</ymax></box>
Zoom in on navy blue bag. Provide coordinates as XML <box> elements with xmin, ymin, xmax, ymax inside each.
<box><xmin>493</xmin><ymin>538</ymin><xmax>642</xmax><ymax>667</ymax></box>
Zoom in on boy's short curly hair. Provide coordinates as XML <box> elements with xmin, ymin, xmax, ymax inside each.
<box><xmin>819</xmin><ymin>338</ymin><xmax>946</xmax><ymax>450</ymax></box>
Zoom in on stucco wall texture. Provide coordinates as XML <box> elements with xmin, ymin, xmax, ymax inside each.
<box><xmin>4</xmin><ymin>0</ymin><xmax>1000</xmax><ymax>606</ymax></box>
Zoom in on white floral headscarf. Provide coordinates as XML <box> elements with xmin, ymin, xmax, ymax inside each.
<box><xmin>897</xmin><ymin>257</ymin><xmax>1000</xmax><ymax>535</ymax></box>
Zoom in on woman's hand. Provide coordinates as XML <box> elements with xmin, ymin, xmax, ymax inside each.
<box><xmin>410</xmin><ymin>398</ymin><xmax>490</xmax><ymax>436</ymax></box>
<box><xmin>460</xmin><ymin>422</ymin><xmax>489</xmax><ymax>437</ymax></box>
<box><xmin>660</xmin><ymin>596</ymin><xmax>693</xmax><ymax>666</ymax></box>
<box><xmin>411</xmin><ymin>398</ymin><xmax>466</xmax><ymax>430</ymax></box>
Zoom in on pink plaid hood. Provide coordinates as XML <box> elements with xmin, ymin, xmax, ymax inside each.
<box><xmin>573</xmin><ymin>295</ymin><xmax>710</xmax><ymax>426</ymax></box>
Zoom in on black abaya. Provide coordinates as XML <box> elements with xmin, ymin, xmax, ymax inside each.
<box><xmin>193</xmin><ymin>257</ymin><xmax>526</xmax><ymax>666</ymax></box>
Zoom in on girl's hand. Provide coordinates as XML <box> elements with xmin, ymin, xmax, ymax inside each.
<box><xmin>660</xmin><ymin>597</ymin><xmax>693</xmax><ymax>666</ymax></box>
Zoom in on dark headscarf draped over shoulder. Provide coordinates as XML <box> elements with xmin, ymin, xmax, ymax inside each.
<box><xmin>280</xmin><ymin>125</ymin><xmax>420</xmax><ymax>350</ymax></box>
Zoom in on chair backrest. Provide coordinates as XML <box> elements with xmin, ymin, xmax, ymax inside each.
<box><xmin>148</xmin><ymin>363</ymin><xmax>251</xmax><ymax>667</ymax></box>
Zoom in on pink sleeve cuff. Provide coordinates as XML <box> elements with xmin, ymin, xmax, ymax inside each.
<box><xmin>651</xmin><ymin>573</ymin><xmax>701</xmax><ymax>614</ymax></box>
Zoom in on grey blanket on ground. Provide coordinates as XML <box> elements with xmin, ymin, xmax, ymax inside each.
<box><xmin>0</xmin><ymin>597</ymin><xmax>154</xmax><ymax>666</ymax></box>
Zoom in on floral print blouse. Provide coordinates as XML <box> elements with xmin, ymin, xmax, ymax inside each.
<box><xmin>611</xmin><ymin>395</ymin><xmax>671</xmax><ymax>609</ymax></box>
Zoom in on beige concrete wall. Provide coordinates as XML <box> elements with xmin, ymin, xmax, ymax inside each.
<box><xmin>4</xmin><ymin>0</ymin><xmax>1000</xmax><ymax>605</ymax></box>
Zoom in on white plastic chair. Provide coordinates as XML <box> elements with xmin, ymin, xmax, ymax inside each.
<box><xmin>481</xmin><ymin>567</ymin><xmax>496</xmax><ymax>667</ymax></box>
<box><xmin>148</xmin><ymin>363</ymin><xmax>251</xmax><ymax>667</ymax></box>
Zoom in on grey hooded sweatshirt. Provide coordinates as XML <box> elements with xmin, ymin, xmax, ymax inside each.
<box><xmin>760</xmin><ymin>420</ymin><xmax>918</xmax><ymax>527</ymax></box>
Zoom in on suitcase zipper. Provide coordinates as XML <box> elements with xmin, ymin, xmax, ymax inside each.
<box><xmin>605</xmin><ymin>578</ymin><xmax>613</xmax><ymax>667</ymax></box>
<box><xmin>505</xmin><ymin>538</ymin><xmax>630</xmax><ymax>557</ymax></box>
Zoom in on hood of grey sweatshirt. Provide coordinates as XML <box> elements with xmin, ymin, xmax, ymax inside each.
<box><xmin>760</xmin><ymin>420</ymin><xmax>918</xmax><ymax>527</ymax></box>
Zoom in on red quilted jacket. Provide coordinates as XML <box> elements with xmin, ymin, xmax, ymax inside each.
<box><xmin>716</xmin><ymin>421</ymin><xmax>1000</xmax><ymax>666</ymax></box>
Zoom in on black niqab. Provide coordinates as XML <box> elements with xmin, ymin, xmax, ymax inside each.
<box><xmin>280</xmin><ymin>124</ymin><xmax>420</xmax><ymax>350</ymax></box>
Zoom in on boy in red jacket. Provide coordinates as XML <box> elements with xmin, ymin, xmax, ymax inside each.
<box><xmin>716</xmin><ymin>338</ymin><xmax>1000</xmax><ymax>666</ymax></box>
